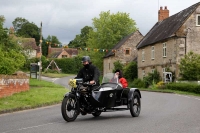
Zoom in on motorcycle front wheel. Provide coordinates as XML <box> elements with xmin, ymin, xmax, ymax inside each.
<box><xmin>61</xmin><ymin>96</ymin><xmax>79</xmax><ymax>122</ymax></box>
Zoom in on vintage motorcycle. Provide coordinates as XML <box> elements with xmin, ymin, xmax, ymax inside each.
<box><xmin>61</xmin><ymin>73</ymin><xmax>141</xmax><ymax>122</ymax></box>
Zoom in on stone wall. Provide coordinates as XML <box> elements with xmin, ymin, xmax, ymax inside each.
<box><xmin>0</xmin><ymin>72</ymin><xmax>29</xmax><ymax>98</ymax></box>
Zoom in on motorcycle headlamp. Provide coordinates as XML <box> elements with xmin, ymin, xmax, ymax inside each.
<box><xmin>69</xmin><ymin>79</ymin><xmax>77</xmax><ymax>88</ymax></box>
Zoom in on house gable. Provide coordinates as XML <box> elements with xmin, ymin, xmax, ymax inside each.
<box><xmin>137</xmin><ymin>2</ymin><xmax>200</xmax><ymax>81</ymax></box>
<box><xmin>48</xmin><ymin>45</ymin><xmax>78</xmax><ymax>58</ymax></box>
<box><xmin>103</xmin><ymin>30</ymin><xmax>143</xmax><ymax>75</ymax></box>
<box><xmin>137</xmin><ymin>2</ymin><xmax>200</xmax><ymax>49</ymax></box>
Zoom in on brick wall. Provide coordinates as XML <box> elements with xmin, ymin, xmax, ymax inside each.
<box><xmin>0</xmin><ymin>72</ymin><xmax>29</xmax><ymax>98</ymax></box>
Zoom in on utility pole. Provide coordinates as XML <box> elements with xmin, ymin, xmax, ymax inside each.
<box><xmin>39</xmin><ymin>22</ymin><xmax>42</xmax><ymax>80</ymax></box>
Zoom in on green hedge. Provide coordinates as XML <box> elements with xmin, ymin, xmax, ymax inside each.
<box><xmin>165</xmin><ymin>82</ymin><xmax>200</xmax><ymax>94</ymax></box>
<box><xmin>52</xmin><ymin>56</ymin><xmax>82</xmax><ymax>74</ymax></box>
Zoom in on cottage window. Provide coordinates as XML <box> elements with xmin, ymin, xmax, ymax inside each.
<box><xmin>151</xmin><ymin>69</ymin><xmax>155</xmax><ymax>73</ymax></box>
<box><xmin>151</xmin><ymin>46</ymin><xmax>155</xmax><ymax>59</ymax></box>
<box><xmin>196</xmin><ymin>14</ymin><xmax>200</xmax><ymax>26</ymax></box>
<box><xmin>142</xmin><ymin>49</ymin><xmax>145</xmax><ymax>61</ymax></box>
<box><xmin>62</xmin><ymin>55</ymin><xmax>67</xmax><ymax>58</ymax></box>
<box><xmin>125</xmin><ymin>48</ymin><xmax>130</xmax><ymax>55</ymax></box>
<box><xmin>163</xmin><ymin>43</ymin><xmax>167</xmax><ymax>57</ymax></box>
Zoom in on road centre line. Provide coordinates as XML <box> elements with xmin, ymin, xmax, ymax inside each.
<box><xmin>1</xmin><ymin>121</ymin><xmax>63</xmax><ymax>133</ymax></box>
<box><xmin>175</xmin><ymin>94</ymin><xmax>200</xmax><ymax>101</ymax></box>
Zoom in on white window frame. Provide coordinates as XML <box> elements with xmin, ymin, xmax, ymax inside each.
<box><xmin>151</xmin><ymin>69</ymin><xmax>155</xmax><ymax>73</ymax></box>
<box><xmin>151</xmin><ymin>46</ymin><xmax>155</xmax><ymax>59</ymax></box>
<box><xmin>163</xmin><ymin>43</ymin><xmax>167</xmax><ymax>57</ymax></box>
<box><xmin>142</xmin><ymin>70</ymin><xmax>145</xmax><ymax>78</ymax></box>
<box><xmin>196</xmin><ymin>14</ymin><xmax>200</xmax><ymax>26</ymax></box>
<box><xmin>142</xmin><ymin>49</ymin><xmax>145</xmax><ymax>61</ymax></box>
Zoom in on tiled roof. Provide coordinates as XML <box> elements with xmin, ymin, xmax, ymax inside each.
<box><xmin>137</xmin><ymin>2</ymin><xmax>200</xmax><ymax>49</ymax></box>
<box><xmin>50</xmin><ymin>52</ymin><xmax>62</xmax><ymax>58</ymax></box>
<box><xmin>49</xmin><ymin>48</ymin><xmax>78</xmax><ymax>55</ymax></box>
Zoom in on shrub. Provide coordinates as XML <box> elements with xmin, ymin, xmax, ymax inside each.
<box><xmin>156</xmin><ymin>81</ymin><xmax>165</xmax><ymax>89</ymax></box>
<box><xmin>123</xmin><ymin>61</ymin><xmax>137</xmax><ymax>80</ymax></box>
<box><xmin>130</xmin><ymin>78</ymin><xmax>145</xmax><ymax>88</ymax></box>
<box><xmin>113</xmin><ymin>60</ymin><xmax>124</xmax><ymax>73</ymax></box>
<box><xmin>165</xmin><ymin>82</ymin><xmax>200</xmax><ymax>94</ymax></box>
<box><xmin>143</xmin><ymin>69</ymin><xmax>161</xmax><ymax>88</ymax></box>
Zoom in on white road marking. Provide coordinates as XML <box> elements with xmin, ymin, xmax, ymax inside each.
<box><xmin>175</xmin><ymin>94</ymin><xmax>200</xmax><ymax>101</ymax></box>
<box><xmin>1</xmin><ymin>121</ymin><xmax>63</xmax><ymax>133</ymax></box>
<box><xmin>52</xmin><ymin>78</ymin><xmax>59</xmax><ymax>82</ymax></box>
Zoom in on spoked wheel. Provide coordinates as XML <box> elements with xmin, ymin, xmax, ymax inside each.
<box><xmin>92</xmin><ymin>112</ymin><xmax>101</xmax><ymax>117</ymax></box>
<box><xmin>61</xmin><ymin>96</ymin><xmax>79</xmax><ymax>122</ymax></box>
<box><xmin>130</xmin><ymin>91</ymin><xmax>141</xmax><ymax>117</ymax></box>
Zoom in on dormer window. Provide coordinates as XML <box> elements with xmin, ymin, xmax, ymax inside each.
<box><xmin>196</xmin><ymin>14</ymin><xmax>200</xmax><ymax>26</ymax></box>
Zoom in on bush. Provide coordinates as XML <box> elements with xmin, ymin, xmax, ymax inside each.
<box><xmin>129</xmin><ymin>78</ymin><xmax>145</xmax><ymax>88</ymax></box>
<box><xmin>113</xmin><ymin>60</ymin><xmax>124</xmax><ymax>73</ymax></box>
<box><xmin>165</xmin><ymin>82</ymin><xmax>200</xmax><ymax>94</ymax></box>
<box><xmin>156</xmin><ymin>81</ymin><xmax>165</xmax><ymax>89</ymax></box>
<box><xmin>123</xmin><ymin>61</ymin><xmax>137</xmax><ymax>80</ymax></box>
<box><xmin>143</xmin><ymin>69</ymin><xmax>161</xmax><ymax>88</ymax></box>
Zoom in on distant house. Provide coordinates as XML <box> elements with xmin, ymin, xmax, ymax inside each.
<box><xmin>47</xmin><ymin>45</ymin><xmax>78</xmax><ymax>58</ymax></box>
<box><xmin>103</xmin><ymin>30</ymin><xmax>143</xmax><ymax>75</ymax></box>
<box><xmin>136</xmin><ymin>2</ymin><xmax>200</xmax><ymax>81</ymax></box>
<box><xmin>9</xmin><ymin>27</ymin><xmax>38</xmax><ymax>59</ymax></box>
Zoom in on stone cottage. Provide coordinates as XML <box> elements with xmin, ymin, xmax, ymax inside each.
<box><xmin>137</xmin><ymin>2</ymin><xmax>200</xmax><ymax>81</ymax></box>
<box><xmin>103</xmin><ymin>30</ymin><xmax>143</xmax><ymax>75</ymax></box>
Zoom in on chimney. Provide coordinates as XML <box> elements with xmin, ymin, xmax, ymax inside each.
<box><xmin>158</xmin><ymin>6</ymin><xmax>169</xmax><ymax>21</ymax></box>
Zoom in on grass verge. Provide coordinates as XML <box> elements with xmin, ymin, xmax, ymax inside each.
<box><xmin>0</xmin><ymin>79</ymin><xmax>68</xmax><ymax>114</ymax></box>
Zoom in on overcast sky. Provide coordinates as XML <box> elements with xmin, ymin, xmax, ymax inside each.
<box><xmin>1</xmin><ymin>0</ymin><xmax>200</xmax><ymax>45</ymax></box>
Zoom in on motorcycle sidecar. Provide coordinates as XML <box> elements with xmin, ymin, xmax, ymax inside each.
<box><xmin>90</xmin><ymin>82</ymin><xmax>123</xmax><ymax>108</ymax></box>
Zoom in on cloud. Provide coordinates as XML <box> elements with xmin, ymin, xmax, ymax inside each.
<box><xmin>1</xmin><ymin>0</ymin><xmax>200</xmax><ymax>45</ymax></box>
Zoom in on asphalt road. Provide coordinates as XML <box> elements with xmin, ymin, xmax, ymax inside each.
<box><xmin>1</xmin><ymin>77</ymin><xmax>200</xmax><ymax>133</ymax></box>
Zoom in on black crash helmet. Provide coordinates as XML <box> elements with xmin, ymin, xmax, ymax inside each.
<box><xmin>82</xmin><ymin>56</ymin><xmax>91</xmax><ymax>63</ymax></box>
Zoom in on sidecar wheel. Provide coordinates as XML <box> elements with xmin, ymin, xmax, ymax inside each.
<box><xmin>92</xmin><ymin>112</ymin><xmax>101</xmax><ymax>117</ymax></box>
<box><xmin>130</xmin><ymin>91</ymin><xmax>141</xmax><ymax>117</ymax></box>
<box><xmin>61</xmin><ymin>96</ymin><xmax>79</xmax><ymax>122</ymax></box>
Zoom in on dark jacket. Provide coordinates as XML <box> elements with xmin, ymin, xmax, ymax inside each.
<box><xmin>75</xmin><ymin>64</ymin><xmax>100</xmax><ymax>85</ymax></box>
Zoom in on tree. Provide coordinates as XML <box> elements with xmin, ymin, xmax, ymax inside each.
<box><xmin>84</xmin><ymin>11</ymin><xmax>138</xmax><ymax>71</ymax></box>
<box><xmin>68</xmin><ymin>26</ymin><xmax>92</xmax><ymax>48</ymax></box>
<box><xmin>12</xmin><ymin>17</ymin><xmax>40</xmax><ymax>45</ymax></box>
<box><xmin>17</xmin><ymin>22</ymin><xmax>40</xmax><ymax>45</ymax></box>
<box><xmin>179</xmin><ymin>51</ymin><xmax>200</xmax><ymax>80</ymax></box>
<box><xmin>0</xmin><ymin>16</ymin><xmax>25</xmax><ymax>74</ymax></box>
<box><xmin>12</xmin><ymin>17</ymin><xmax>29</xmax><ymax>31</ymax></box>
<box><xmin>87</xmin><ymin>11</ymin><xmax>138</xmax><ymax>49</ymax></box>
<box><xmin>46</xmin><ymin>35</ymin><xmax>62</xmax><ymax>47</ymax></box>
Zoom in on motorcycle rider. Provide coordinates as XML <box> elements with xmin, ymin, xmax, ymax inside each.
<box><xmin>75</xmin><ymin>56</ymin><xmax>100</xmax><ymax>90</ymax></box>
